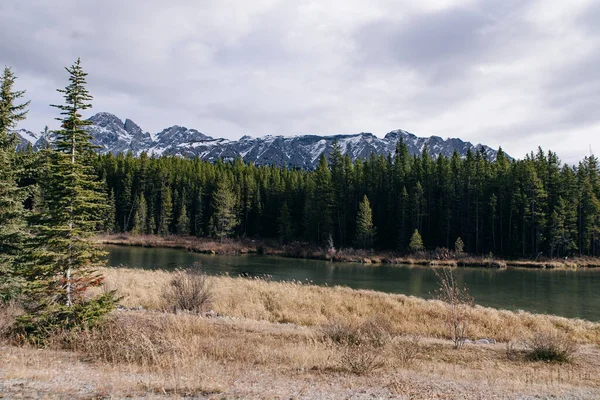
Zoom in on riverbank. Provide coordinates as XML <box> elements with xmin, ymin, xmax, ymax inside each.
<box><xmin>2</xmin><ymin>267</ymin><xmax>600</xmax><ymax>399</ymax></box>
<box><xmin>96</xmin><ymin>233</ymin><xmax>600</xmax><ymax>269</ymax></box>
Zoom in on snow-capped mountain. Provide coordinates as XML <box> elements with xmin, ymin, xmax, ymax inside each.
<box><xmin>88</xmin><ymin>112</ymin><xmax>153</xmax><ymax>154</ymax></box>
<box><xmin>15</xmin><ymin>112</ymin><xmax>504</xmax><ymax>168</ymax></box>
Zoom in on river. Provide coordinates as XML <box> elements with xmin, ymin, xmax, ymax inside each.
<box><xmin>105</xmin><ymin>244</ymin><xmax>600</xmax><ymax>321</ymax></box>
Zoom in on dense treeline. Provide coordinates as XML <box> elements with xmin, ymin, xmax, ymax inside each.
<box><xmin>89</xmin><ymin>140</ymin><xmax>600</xmax><ymax>258</ymax></box>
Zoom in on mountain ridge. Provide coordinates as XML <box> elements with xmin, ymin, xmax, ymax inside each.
<box><xmin>15</xmin><ymin>112</ymin><xmax>505</xmax><ymax>168</ymax></box>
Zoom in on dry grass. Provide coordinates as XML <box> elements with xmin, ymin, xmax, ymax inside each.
<box><xmin>98</xmin><ymin>267</ymin><xmax>600</xmax><ymax>345</ymax></box>
<box><xmin>2</xmin><ymin>266</ymin><xmax>600</xmax><ymax>398</ymax></box>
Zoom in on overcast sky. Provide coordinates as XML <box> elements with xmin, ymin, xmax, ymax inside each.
<box><xmin>1</xmin><ymin>0</ymin><xmax>599</xmax><ymax>164</ymax></box>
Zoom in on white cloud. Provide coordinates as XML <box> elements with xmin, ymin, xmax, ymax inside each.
<box><xmin>1</xmin><ymin>0</ymin><xmax>599</xmax><ymax>164</ymax></box>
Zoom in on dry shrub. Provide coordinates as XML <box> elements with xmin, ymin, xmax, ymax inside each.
<box><xmin>322</xmin><ymin>316</ymin><xmax>391</xmax><ymax>375</ymax></box>
<box><xmin>433</xmin><ymin>267</ymin><xmax>474</xmax><ymax>349</ymax></box>
<box><xmin>505</xmin><ymin>340</ymin><xmax>518</xmax><ymax>361</ymax></box>
<box><xmin>321</xmin><ymin>320</ymin><xmax>363</xmax><ymax>346</ymax></box>
<box><xmin>339</xmin><ymin>344</ymin><xmax>384</xmax><ymax>375</ymax></box>
<box><xmin>321</xmin><ymin>315</ymin><xmax>393</xmax><ymax>348</ymax></box>
<box><xmin>162</xmin><ymin>265</ymin><xmax>213</xmax><ymax>314</ymax></box>
<box><xmin>524</xmin><ymin>330</ymin><xmax>577</xmax><ymax>363</ymax></box>
<box><xmin>393</xmin><ymin>335</ymin><xmax>422</xmax><ymax>366</ymax></box>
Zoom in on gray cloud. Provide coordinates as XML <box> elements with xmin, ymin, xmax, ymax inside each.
<box><xmin>0</xmin><ymin>0</ymin><xmax>599</xmax><ymax>164</ymax></box>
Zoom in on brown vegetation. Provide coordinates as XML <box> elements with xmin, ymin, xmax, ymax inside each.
<box><xmin>2</xmin><ymin>267</ymin><xmax>600</xmax><ymax>398</ymax></box>
<box><xmin>96</xmin><ymin>233</ymin><xmax>600</xmax><ymax>269</ymax></box>
<box><xmin>160</xmin><ymin>265</ymin><xmax>213</xmax><ymax>314</ymax></box>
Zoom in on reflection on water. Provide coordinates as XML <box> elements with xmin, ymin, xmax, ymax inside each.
<box><xmin>105</xmin><ymin>245</ymin><xmax>600</xmax><ymax>321</ymax></box>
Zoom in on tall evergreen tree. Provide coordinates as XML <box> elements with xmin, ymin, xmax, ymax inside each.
<box><xmin>355</xmin><ymin>194</ymin><xmax>376</xmax><ymax>249</ymax></box>
<box><xmin>193</xmin><ymin>189</ymin><xmax>204</xmax><ymax>237</ymax></box>
<box><xmin>104</xmin><ymin>189</ymin><xmax>118</xmax><ymax>234</ymax></box>
<box><xmin>17</xmin><ymin>59</ymin><xmax>116</xmax><ymax>338</ymax></box>
<box><xmin>211</xmin><ymin>177</ymin><xmax>238</xmax><ymax>242</ymax></box>
<box><xmin>313</xmin><ymin>154</ymin><xmax>334</xmax><ymax>244</ymax></box>
<box><xmin>131</xmin><ymin>194</ymin><xmax>147</xmax><ymax>235</ymax></box>
<box><xmin>176</xmin><ymin>201</ymin><xmax>190</xmax><ymax>235</ymax></box>
<box><xmin>277</xmin><ymin>200</ymin><xmax>293</xmax><ymax>244</ymax></box>
<box><xmin>158</xmin><ymin>184</ymin><xmax>173</xmax><ymax>236</ymax></box>
<box><xmin>0</xmin><ymin>66</ymin><xmax>29</xmax><ymax>301</ymax></box>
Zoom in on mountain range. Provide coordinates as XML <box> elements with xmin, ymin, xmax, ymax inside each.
<box><xmin>15</xmin><ymin>112</ymin><xmax>504</xmax><ymax>169</ymax></box>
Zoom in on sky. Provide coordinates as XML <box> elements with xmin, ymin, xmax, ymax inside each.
<box><xmin>1</xmin><ymin>0</ymin><xmax>599</xmax><ymax>164</ymax></box>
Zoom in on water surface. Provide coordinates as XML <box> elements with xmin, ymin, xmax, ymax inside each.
<box><xmin>105</xmin><ymin>244</ymin><xmax>600</xmax><ymax>321</ymax></box>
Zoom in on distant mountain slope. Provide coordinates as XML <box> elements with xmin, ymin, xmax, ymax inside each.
<box><xmin>16</xmin><ymin>112</ymin><xmax>504</xmax><ymax>168</ymax></box>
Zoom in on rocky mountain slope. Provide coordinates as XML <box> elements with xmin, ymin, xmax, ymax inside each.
<box><xmin>16</xmin><ymin>112</ymin><xmax>503</xmax><ymax>168</ymax></box>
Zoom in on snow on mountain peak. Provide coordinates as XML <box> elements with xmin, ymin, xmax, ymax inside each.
<box><xmin>15</xmin><ymin>112</ymin><xmax>506</xmax><ymax>168</ymax></box>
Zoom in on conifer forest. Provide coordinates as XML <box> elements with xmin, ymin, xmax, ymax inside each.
<box><xmin>90</xmin><ymin>142</ymin><xmax>600</xmax><ymax>259</ymax></box>
<box><xmin>5</xmin><ymin>63</ymin><xmax>600</xmax><ymax>265</ymax></box>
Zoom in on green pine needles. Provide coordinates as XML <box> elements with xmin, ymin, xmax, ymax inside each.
<box><xmin>15</xmin><ymin>59</ymin><xmax>117</xmax><ymax>341</ymax></box>
<box><xmin>355</xmin><ymin>195</ymin><xmax>376</xmax><ymax>249</ymax></box>
<box><xmin>0</xmin><ymin>67</ymin><xmax>30</xmax><ymax>302</ymax></box>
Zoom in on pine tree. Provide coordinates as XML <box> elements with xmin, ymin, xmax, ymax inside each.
<box><xmin>17</xmin><ymin>59</ymin><xmax>116</xmax><ymax>338</ymax></box>
<box><xmin>104</xmin><ymin>189</ymin><xmax>117</xmax><ymax>233</ymax></box>
<box><xmin>277</xmin><ymin>200</ymin><xmax>293</xmax><ymax>244</ymax></box>
<box><xmin>193</xmin><ymin>189</ymin><xmax>204</xmax><ymax>237</ymax></box>
<box><xmin>131</xmin><ymin>194</ymin><xmax>147</xmax><ymax>234</ymax></box>
<box><xmin>355</xmin><ymin>194</ymin><xmax>376</xmax><ymax>249</ymax></box>
<box><xmin>0</xmin><ymin>66</ymin><xmax>29</xmax><ymax>301</ymax></box>
<box><xmin>158</xmin><ymin>185</ymin><xmax>173</xmax><ymax>236</ymax></box>
<box><xmin>454</xmin><ymin>237</ymin><xmax>465</xmax><ymax>253</ymax></box>
<box><xmin>409</xmin><ymin>229</ymin><xmax>424</xmax><ymax>253</ymax></box>
<box><xmin>313</xmin><ymin>154</ymin><xmax>334</xmax><ymax>244</ymax></box>
<box><xmin>397</xmin><ymin>186</ymin><xmax>409</xmax><ymax>250</ymax></box>
<box><xmin>176</xmin><ymin>201</ymin><xmax>190</xmax><ymax>235</ymax></box>
<box><xmin>211</xmin><ymin>178</ymin><xmax>238</xmax><ymax>242</ymax></box>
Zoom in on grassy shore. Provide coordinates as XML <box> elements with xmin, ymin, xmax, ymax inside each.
<box><xmin>97</xmin><ymin>233</ymin><xmax>600</xmax><ymax>269</ymax></box>
<box><xmin>2</xmin><ymin>267</ymin><xmax>600</xmax><ymax>398</ymax></box>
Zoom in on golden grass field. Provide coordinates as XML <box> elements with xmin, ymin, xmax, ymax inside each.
<box><xmin>2</xmin><ymin>266</ymin><xmax>600</xmax><ymax>399</ymax></box>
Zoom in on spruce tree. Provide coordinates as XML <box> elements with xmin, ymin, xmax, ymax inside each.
<box><xmin>0</xmin><ymin>66</ymin><xmax>29</xmax><ymax>301</ymax></box>
<box><xmin>131</xmin><ymin>194</ymin><xmax>147</xmax><ymax>234</ymax></box>
<box><xmin>176</xmin><ymin>201</ymin><xmax>190</xmax><ymax>235</ymax></box>
<box><xmin>313</xmin><ymin>154</ymin><xmax>334</xmax><ymax>244</ymax></box>
<box><xmin>277</xmin><ymin>201</ymin><xmax>293</xmax><ymax>244</ymax></box>
<box><xmin>409</xmin><ymin>229</ymin><xmax>424</xmax><ymax>253</ymax></box>
<box><xmin>104</xmin><ymin>189</ymin><xmax>117</xmax><ymax>234</ymax></box>
<box><xmin>17</xmin><ymin>59</ymin><xmax>116</xmax><ymax>338</ymax></box>
<box><xmin>158</xmin><ymin>185</ymin><xmax>173</xmax><ymax>236</ymax></box>
<box><xmin>211</xmin><ymin>178</ymin><xmax>238</xmax><ymax>242</ymax></box>
<box><xmin>454</xmin><ymin>237</ymin><xmax>465</xmax><ymax>253</ymax></box>
<box><xmin>193</xmin><ymin>189</ymin><xmax>204</xmax><ymax>237</ymax></box>
<box><xmin>355</xmin><ymin>195</ymin><xmax>376</xmax><ymax>249</ymax></box>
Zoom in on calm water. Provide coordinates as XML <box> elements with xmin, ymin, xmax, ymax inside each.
<box><xmin>105</xmin><ymin>245</ymin><xmax>600</xmax><ymax>321</ymax></box>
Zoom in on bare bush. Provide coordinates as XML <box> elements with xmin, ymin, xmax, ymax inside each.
<box><xmin>339</xmin><ymin>344</ymin><xmax>383</xmax><ymax>375</ymax></box>
<box><xmin>393</xmin><ymin>335</ymin><xmax>422</xmax><ymax>366</ymax></box>
<box><xmin>358</xmin><ymin>315</ymin><xmax>394</xmax><ymax>348</ymax></box>
<box><xmin>433</xmin><ymin>267</ymin><xmax>474</xmax><ymax>349</ymax></box>
<box><xmin>162</xmin><ymin>264</ymin><xmax>213</xmax><ymax>314</ymax></box>
<box><xmin>524</xmin><ymin>330</ymin><xmax>577</xmax><ymax>363</ymax></box>
<box><xmin>321</xmin><ymin>320</ymin><xmax>363</xmax><ymax>346</ymax></box>
<box><xmin>321</xmin><ymin>315</ymin><xmax>392</xmax><ymax>348</ymax></box>
<box><xmin>505</xmin><ymin>340</ymin><xmax>518</xmax><ymax>361</ymax></box>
